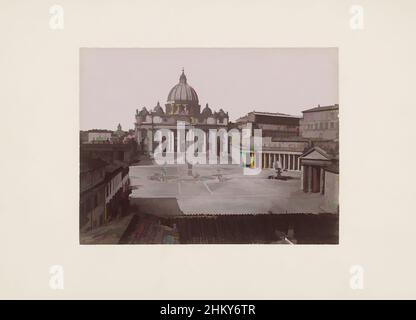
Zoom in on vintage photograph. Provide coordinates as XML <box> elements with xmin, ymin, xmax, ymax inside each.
<box><xmin>4</xmin><ymin>0</ymin><xmax>416</xmax><ymax>303</ymax></box>
<box><xmin>79</xmin><ymin>48</ymin><xmax>339</xmax><ymax>244</ymax></box>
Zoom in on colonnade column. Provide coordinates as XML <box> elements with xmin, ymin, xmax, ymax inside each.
<box><xmin>260</xmin><ymin>153</ymin><xmax>302</xmax><ymax>171</ymax></box>
<box><xmin>320</xmin><ymin>168</ymin><xmax>325</xmax><ymax>194</ymax></box>
<box><xmin>307</xmin><ymin>165</ymin><xmax>313</xmax><ymax>193</ymax></box>
<box><xmin>300</xmin><ymin>164</ymin><xmax>304</xmax><ymax>190</ymax></box>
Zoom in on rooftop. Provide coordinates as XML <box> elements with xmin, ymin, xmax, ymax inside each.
<box><xmin>85</xmin><ymin>129</ymin><xmax>113</xmax><ymax>133</ymax></box>
<box><xmin>302</xmin><ymin>104</ymin><xmax>339</xmax><ymax>113</ymax></box>
<box><xmin>251</xmin><ymin>111</ymin><xmax>301</xmax><ymax>118</ymax></box>
<box><xmin>236</xmin><ymin>111</ymin><xmax>301</xmax><ymax>123</ymax></box>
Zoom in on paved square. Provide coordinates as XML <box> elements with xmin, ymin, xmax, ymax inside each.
<box><xmin>129</xmin><ymin>164</ymin><xmax>325</xmax><ymax>215</ymax></box>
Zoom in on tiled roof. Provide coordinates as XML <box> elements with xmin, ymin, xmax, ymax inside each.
<box><xmin>170</xmin><ymin>213</ymin><xmax>338</xmax><ymax>244</ymax></box>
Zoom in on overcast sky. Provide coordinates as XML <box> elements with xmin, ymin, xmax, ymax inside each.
<box><xmin>80</xmin><ymin>48</ymin><xmax>338</xmax><ymax>131</ymax></box>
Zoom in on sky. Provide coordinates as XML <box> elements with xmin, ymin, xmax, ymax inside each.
<box><xmin>80</xmin><ymin>48</ymin><xmax>338</xmax><ymax>131</ymax></box>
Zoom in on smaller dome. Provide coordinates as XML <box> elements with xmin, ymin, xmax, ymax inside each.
<box><xmin>153</xmin><ymin>101</ymin><xmax>165</xmax><ymax>115</ymax></box>
<box><xmin>201</xmin><ymin>103</ymin><xmax>212</xmax><ymax>117</ymax></box>
<box><xmin>138</xmin><ymin>107</ymin><xmax>149</xmax><ymax>116</ymax></box>
<box><xmin>214</xmin><ymin>109</ymin><xmax>228</xmax><ymax>120</ymax></box>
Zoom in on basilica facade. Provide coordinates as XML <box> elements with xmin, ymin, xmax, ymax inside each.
<box><xmin>134</xmin><ymin>69</ymin><xmax>229</xmax><ymax>153</ymax></box>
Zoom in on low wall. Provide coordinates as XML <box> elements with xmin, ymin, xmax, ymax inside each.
<box><xmin>130</xmin><ymin>197</ymin><xmax>182</xmax><ymax>217</ymax></box>
<box><xmin>321</xmin><ymin>171</ymin><xmax>339</xmax><ymax>213</ymax></box>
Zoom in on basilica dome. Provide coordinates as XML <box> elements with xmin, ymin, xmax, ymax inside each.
<box><xmin>167</xmin><ymin>69</ymin><xmax>199</xmax><ymax>104</ymax></box>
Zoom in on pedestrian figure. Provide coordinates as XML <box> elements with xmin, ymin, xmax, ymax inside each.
<box><xmin>274</xmin><ymin>160</ymin><xmax>282</xmax><ymax>178</ymax></box>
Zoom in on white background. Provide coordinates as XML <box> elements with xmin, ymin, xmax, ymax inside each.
<box><xmin>0</xmin><ymin>0</ymin><xmax>415</xmax><ymax>299</ymax></box>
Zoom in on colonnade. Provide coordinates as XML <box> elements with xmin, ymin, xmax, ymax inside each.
<box><xmin>261</xmin><ymin>152</ymin><xmax>301</xmax><ymax>171</ymax></box>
